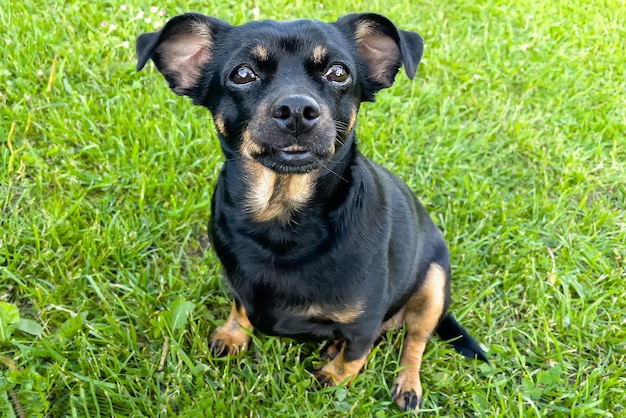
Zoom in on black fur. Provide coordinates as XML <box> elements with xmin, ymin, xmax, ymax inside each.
<box><xmin>137</xmin><ymin>12</ymin><xmax>487</xmax><ymax>408</ymax></box>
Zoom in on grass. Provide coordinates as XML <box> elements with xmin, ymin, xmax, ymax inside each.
<box><xmin>1</xmin><ymin>0</ymin><xmax>625</xmax><ymax>416</ymax></box>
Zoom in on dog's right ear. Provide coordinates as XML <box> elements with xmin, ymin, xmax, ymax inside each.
<box><xmin>334</xmin><ymin>14</ymin><xmax>424</xmax><ymax>101</ymax></box>
<box><xmin>136</xmin><ymin>13</ymin><xmax>230</xmax><ymax>97</ymax></box>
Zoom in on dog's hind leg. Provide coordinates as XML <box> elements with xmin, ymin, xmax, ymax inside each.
<box><xmin>209</xmin><ymin>300</ymin><xmax>254</xmax><ymax>357</ymax></box>
<box><xmin>391</xmin><ymin>262</ymin><xmax>448</xmax><ymax>411</ymax></box>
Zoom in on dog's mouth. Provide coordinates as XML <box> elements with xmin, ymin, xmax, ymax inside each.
<box><xmin>275</xmin><ymin>144</ymin><xmax>312</xmax><ymax>161</ymax></box>
<box><xmin>253</xmin><ymin>144</ymin><xmax>324</xmax><ymax>174</ymax></box>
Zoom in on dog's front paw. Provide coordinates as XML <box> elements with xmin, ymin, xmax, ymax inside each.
<box><xmin>320</xmin><ymin>339</ymin><xmax>344</xmax><ymax>361</ymax></box>
<box><xmin>390</xmin><ymin>373</ymin><xmax>423</xmax><ymax>411</ymax></box>
<box><xmin>209</xmin><ymin>331</ymin><xmax>249</xmax><ymax>357</ymax></box>
<box><xmin>209</xmin><ymin>327</ymin><xmax>250</xmax><ymax>357</ymax></box>
<box><xmin>313</xmin><ymin>346</ymin><xmax>368</xmax><ymax>388</ymax></box>
<box><xmin>209</xmin><ymin>302</ymin><xmax>254</xmax><ymax>357</ymax></box>
<box><xmin>209</xmin><ymin>325</ymin><xmax>251</xmax><ymax>357</ymax></box>
<box><xmin>314</xmin><ymin>368</ymin><xmax>338</xmax><ymax>387</ymax></box>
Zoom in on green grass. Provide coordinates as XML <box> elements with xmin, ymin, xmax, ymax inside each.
<box><xmin>1</xmin><ymin>0</ymin><xmax>625</xmax><ymax>416</ymax></box>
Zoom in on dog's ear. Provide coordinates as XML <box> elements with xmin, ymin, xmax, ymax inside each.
<box><xmin>136</xmin><ymin>13</ymin><xmax>229</xmax><ymax>96</ymax></box>
<box><xmin>335</xmin><ymin>14</ymin><xmax>424</xmax><ymax>93</ymax></box>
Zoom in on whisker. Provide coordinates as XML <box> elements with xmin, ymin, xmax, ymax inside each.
<box><xmin>321</xmin><ymin>164</ymin><xmax>349</xmax><ymax>183</ymax></box>
<box><xmin>234</xmin><ymin>120</ymin><xmax>250</xmax><ymax>131</ymax></box>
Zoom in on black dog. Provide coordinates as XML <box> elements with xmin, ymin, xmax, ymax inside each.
<box><xmin>136</xmin><ymin>12</ymin><xmax>488</xmax><ymax>411</ymax></box>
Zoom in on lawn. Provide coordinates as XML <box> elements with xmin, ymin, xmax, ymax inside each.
<box><xmin>1</xmin><ymin>0</ymin><xmax>625</xmax><ymax>416</ymax></box>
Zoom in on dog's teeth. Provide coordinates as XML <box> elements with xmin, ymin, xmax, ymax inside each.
<box><xmin>282</xmin><ymin>144</ymin><xmax>306</xmax><ymax>153</ymax></box>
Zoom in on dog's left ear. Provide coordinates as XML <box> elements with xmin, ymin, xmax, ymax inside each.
<box><xmin>136</xmin><ymin>13</ymin><xmax>230</xmax><ymax>97</ymax></box>
<box><xmin>335</xmin><ymin>14</ymin><xmax>424</xmax><ymax>93</ymax></box>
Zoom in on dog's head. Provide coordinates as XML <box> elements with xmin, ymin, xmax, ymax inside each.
<box><xmin>136</xmin><ymin>13</ymin><xmax>423</xmax><ymax>175</ymax></box>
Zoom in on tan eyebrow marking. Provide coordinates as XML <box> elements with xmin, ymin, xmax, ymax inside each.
<box><xmin>312</xmin><ymin>45</ymin><xmax>328</xmax><ymax>64</ymax></box>
<box><xmin>251</xmin><ymin>44</ymin><xmax>270</xmax><ymax>61</ymax></box>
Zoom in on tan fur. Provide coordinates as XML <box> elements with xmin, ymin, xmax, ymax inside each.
<box><xmin>243</xmin><ymin>155</ymin><xmax>315</xmax><ymax>223</ymax></box>
<box><xmin>392</xmin><ymin>263</ymin><xmax>447</xmax><ymax>411</ymax></box>
<box><xmin>297</xmin><ymin>300</ymin><xmax>364</xmax><ymax>324</ymax></box>
<box><xmin>312</xmin><ymin>45</ymin><xmax>327</xmax><ymax>64</ymax></box>
<box><xmin>244</xmin><ymin>160</ymin><xmax>277</xmax><ymax>218</ymax></box>
<box><xmin>159</xmin><ymin>22</ymin><xmax>213</xmax><ymax>92</ymax></box>
<box><xmin>214</xmin><ymin>114</ymin><xmax>227</xmax><ymax>137</ymax></box>
<box><xmin>285</xmin><ymin>174</ymin><xmax>315</xmax><ymax>208</ymax></box>
<box><xmin>251</xmin><ymin>44</ymin><xmax>270</xmax><ymax>61</ymax></box>
<box><xmin>354</xmin><ymin>21</ymin><xmax>377</xmax><ymax>43</ymax></box>
<box><xmin>190</xmin><ymin>20</ymin><xmax>214</xmax><ymax>41</ymax></box>
<box><xmin>209</xmin><ymin>302</ymin><xmax>254</xmax><ymax>356</ymax></box>
<box><xmin>240</xmin><ymin>129</ymin><xmax>264</xmax><ymax>158</ymax></box>
<box><xmin>379</xmin><ymin>307</ymin><xmax>405</xmax><ymax>333</ymax></box>
<box><xmin>347</xmin><ymin>108</ymin><xmax>358</xmax><ymax>133</ymax></box>
<box><xmin>320</xmin><ymin>339</ymin><xmax>343</xmax><ymax>361</ymax></box>
<box><xmin>354</xmin><ymin>21</ymin><xmax>400</xmax><ymax>86</ymax></box>
<box><xmin>315</xmin><ymin>342</ymin><xmax>369</xmax><ymax>386</ymax></box>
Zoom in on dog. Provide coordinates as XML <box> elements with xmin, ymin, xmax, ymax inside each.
<box><xmin>136</xmin><ymin>12</ymin><xmax>488</xmax><ymax>411</ymax></box>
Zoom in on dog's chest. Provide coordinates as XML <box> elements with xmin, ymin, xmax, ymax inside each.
<box><xmin>243</xmin><ymin>161</ymin><xmax>315</xmax><ymax>223</ymax></box>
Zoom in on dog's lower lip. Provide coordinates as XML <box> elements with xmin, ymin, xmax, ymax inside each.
<box><xmin>254</xmin><ymin>147</ymin><xmax>321</xmax><ymax>174</ymax></box>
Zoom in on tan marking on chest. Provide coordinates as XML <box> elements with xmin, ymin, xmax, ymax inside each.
<box><xmin>244</xmin><ymin>161</ymin><xmax>315</xmax><ymax>223</ymax></box>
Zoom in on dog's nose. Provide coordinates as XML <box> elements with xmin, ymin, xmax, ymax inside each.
<box><xmin>271</xmin><ymin>95</ymin><xmax>320</xmax><ymax>135</ymax></box>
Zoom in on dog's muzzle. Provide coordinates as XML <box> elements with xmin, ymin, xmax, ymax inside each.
<box><xmin>244</xmin><ymin>94</ymin><xmax>337</xmax><ymax>174</ymax></box>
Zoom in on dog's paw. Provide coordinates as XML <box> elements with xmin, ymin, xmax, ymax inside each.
<box><xmin>209</xmin><ymin>325</ymin><xmax>250</xmax><ymax>357</ymax></box>
<box><xmin>313</xmin><ymin>351</ymin><xmax>366</xmax><ymax>388</ymax></box>
<box><xmin>320</xmin><ymin>339</ymin><xmax>344</xmax><ymax>361</ymax></box>
<box><xmin>314</xmin><ymin>369</ymin><xmax>337</xmax><ymax>387</ymax></box>
<box><xmin>391</xmin><ymin>374</ymin><xmax>423</xmax><ymax>411</ymax></box>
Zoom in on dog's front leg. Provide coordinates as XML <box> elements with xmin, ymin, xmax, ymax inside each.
<box><xmin>209</xmin><ymin>300</ymin><xmax>254</xmax><ymax>357</ymax></box>
<box><xmin>314</xmin><ymin>331</ymin><xmax>375</xmax><ymax>386</ymax></box>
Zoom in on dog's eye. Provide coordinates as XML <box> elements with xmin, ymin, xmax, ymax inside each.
<box><xmin>230</xmin><ymin>66</ymin><xmax>259</xmax><ymax>85</ymax></box>
<box><xmin>324</xmin><ymin>64</ymin><xmax>350</xmax><ymax>84</ymax></box>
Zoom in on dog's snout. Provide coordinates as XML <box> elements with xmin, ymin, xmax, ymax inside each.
<box><xmin>271</xmin><ymin>95</ymin><xmax>320</xmax><ymax>135</ymax></box>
